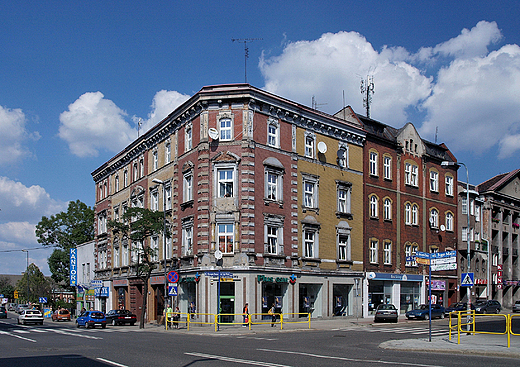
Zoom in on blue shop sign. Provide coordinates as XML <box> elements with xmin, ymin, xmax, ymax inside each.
<box><xmin>370</xmin><ymin>273</ymin><xmax>423</xmax><ymax>282</ymax></box>
<box><xmin>94</xmin><ymin>287</ymin><xmax>109</xmax><ymax>297</ymax></box>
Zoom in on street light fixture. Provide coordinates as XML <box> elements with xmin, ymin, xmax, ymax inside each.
<box><xmin>22</xmin><ymin>249</ymin><xmax>29</xmax><ymax>303</ymax></box>
<box><xmin>152</xmin><ymin>178</ymin><xmax>168</xmax><ymax>329</ymax></box>
<box><xmin>441</xmin><ymin>160</ymin><xmax>471</xmax><ymax>331</ymax></box>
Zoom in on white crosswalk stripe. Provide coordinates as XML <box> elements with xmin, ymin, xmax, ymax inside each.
<box><xmin>339</xmin><ymin>326</ymin><xmax>449</xmax><ymax>336</ymax></box>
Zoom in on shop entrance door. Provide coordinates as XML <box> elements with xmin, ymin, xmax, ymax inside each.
<box><xmin>219</xmin><ymin>282</ymin><xmax>235</xmax><ymax>323</ymax></box>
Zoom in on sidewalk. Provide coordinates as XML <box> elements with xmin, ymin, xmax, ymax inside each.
<box><xmin>145</xmin><ymin>315</ymin><xmax>520</xmax><ymax>358</ymax></box>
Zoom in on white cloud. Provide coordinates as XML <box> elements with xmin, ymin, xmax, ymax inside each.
<box><xmin>0</xmin><ymin>222</ymin><xmax>37</xmax><ymax>244</ymax></box>
<box><xmin>260</xmin><ymin>31</ymin><xmax>432</xmax><ymax>125</ymax></box>
<box><xmin>0</xmin><ymin>105</ymin><xmax>40</xmax><ymax>165</ymax></box>
<box><xmin>139</xmin><ymin>90</ymin><xmax>190</xmax><ymax>132</ymax></box>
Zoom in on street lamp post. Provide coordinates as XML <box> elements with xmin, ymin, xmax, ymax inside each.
<box><xmin>442</xmin><ymin>161</ymin><xmax>471</xmax><ymax>331</ymax></box>
<box><xmin>152</xmin><ymin>178</ymin><xmax>168</xmax><ymax>329</ymax></box>
<box><xmin>22</xmin><ymin>249</ymin><xmax>29</xmax><ymax>303</ymax></box>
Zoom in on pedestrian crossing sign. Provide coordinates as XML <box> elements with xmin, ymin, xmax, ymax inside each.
<box><xmin>461</xmin><ymin>272</ymin><xmax>474</xmax><ymax>287</ymax></box>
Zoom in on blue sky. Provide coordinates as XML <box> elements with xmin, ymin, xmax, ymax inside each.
<box><xmin>1</xmin><ymin>1</ymin><xmax>520</xmax><ymax>275</ymax></box>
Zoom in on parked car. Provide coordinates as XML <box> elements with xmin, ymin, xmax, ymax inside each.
<box><xmin>0</xmin><ymin>306</ymin><xmax>7</xmax><ymax>319</ymax></box>
<box><xmin>16</xmin><ymin>304</ymin><xmax>30</xmax><ymax>314</ymax></box>
<box><xmin>474</xmin><ymin>300</ymin><xmax>501</xmax><ymax>314</ymax></box>
<box><xmin>18</xmin><ymin>309</ymin><xmax>44</xmax><ymax>325</ymax></box>
<box><xmin>374</xmin><ymin>304</ymin><xmax>398</xmax><ymax>323</ymax></box>
<box><xmin>445</xmin><ymin>302</ymin><xmax>468</xmax><ymax>315</ymax></box>
<box><xmin>76</xmin><ymin>311</ymin><xmax>107</xmax><ymax>329</ymax></box>
<box><xmin>513</xmin><ymin>300</ymin><xmax>520</xmax><ymax>313</ymax></box>
<box><xmin>52</xmin><ymin>309</ymin><xmax>71</xmax><ymax>322</ymax></box>
<box><xmin>405</xmin><ymin>304</ymin><xmax>445</xmax><ymax>320</ymax></box>
<box><xmin>7</xmin><ymin>303</ymin><xmax>17</xmax><ymax>311</ymax></box>
<box><xmin>105</xmin><ymin>309</ymin><xmax>137</xmax><ymax>326</ymax></box>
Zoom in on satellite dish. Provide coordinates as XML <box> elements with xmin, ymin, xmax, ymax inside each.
<box><xmin>208</xmin><ymin>128</ymin><xmax>219</xmax><ymax>140</ymax></box>
<box><xmin>214</xmin><ymin>249</ymin><xmax>223</xmax><ymax>260</ymax></box>
<box><xmin>440</xmin><ymin>224</ymin><xmax>446</xmax><ymax>232</ymax></box>
<box><xmin>317</xmin><ymin>141</ymin><xmax>327</xmax><ymax>154</ymax></box>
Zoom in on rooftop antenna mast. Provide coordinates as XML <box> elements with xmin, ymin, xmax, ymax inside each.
<box><xmin>232</xmin><ymin>38</ymin><xmax>262</xmax><ymax>83</ymax></box>
<box><xmin>434</xmin><ymin>126</ymin><xmax>439</xmax><ymax>144</ymax></box>
<box><xmin>137</xmin><ymin>118</ymin><xmax>142</xmax><ymax>138</ymax></box>
<box><xmin>311</xmin><ymin>95</ymin><xmax>327</xmax><ymax>110</ymax></box>
<box><xmin>360</xmin><ymin>75</ymin><xmax>375</xmax><ymax>118</ymax></box>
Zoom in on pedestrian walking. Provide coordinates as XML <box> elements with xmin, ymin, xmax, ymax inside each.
<box><xmin>172</xmin><ymin>306</ymin><xmax>180</xmax><ymax>329</ymax></box>
<box><xmin>243</xmin><ymin>303</ymin><xmax>249</xmax><ymax>327</ymax></box>
<box><xmin>269</xmin><ymin>303</ymin><xmax>276</xmax><ymax>327</ymax></box>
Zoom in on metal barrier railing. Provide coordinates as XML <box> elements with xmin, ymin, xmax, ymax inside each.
<box><xmin>165</xmin><ymin>312</ymin><xmax>311</xmax><ymax>332</ymax></box>
<box><xmin>449</xmin><ymin>310</ymin><xmax>517</xmax><ymax>348</ymax></box>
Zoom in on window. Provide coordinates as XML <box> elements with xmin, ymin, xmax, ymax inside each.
<box><xmin>430</xmin><ymin>170</ymin><xmax>439</xmax><ymax>192</ymax></box>
<box><xmin>411</xmin><ymin>164</ymin><xmax>418</xmax><ymax>186</ymax></box>
<box><xmin>475</xmin><ymin>205</ymin><xmax>481</xmax><ymax>222</ymax></box>
<box><xmin>182</xmin><ymin>224</ymin><xmax>193</xmax><ymax>256</ymax></box>
<box><xmin>405</xmin><ymin>162</ymin><xmax>419</xmax><ymax>186</ymax></box>
<box><xmin>369</xmin><ymin>240</ymin><xmax>378</xmax><ymax>264</ymax></box>
<box><xmin>98</xmin><ymin>213</ymin><xmax>107</xmax><ymax>234</ymax></box>
<box><xmin>383</xmin><ymin>156</ymin><xmax>392</xmax><ymax>180</ymax></box>
<box><xmin>115</xmin><ymin>175</ymin><xmax>119</xmax><ymax>192</ymax></box>
<box><xmin>165</xmin><ymin>142</ymin><xmax>171</xmax><ymax>164</ymax></box>
<box><xmin>338</xmin><ymin>235</ymin><xmax>350</xmax><ymax>261</ymax></box>
<box><xmin>218</xmin><ymin>168</ymin><xmax>234</xmax><ymax>197</ymax></box>
<box><xmin>305</xmin><ymin>135</ymin><xmax>315</xmax><ymax>158</ymax></box>
<box><xmin>165</xmin><ymin>234</ymin><xmax>172</xmax><ymax>260</ymax></box>
<box><xmin>337</xmin><ymin>182</ymin><xmax>352</xmax><ymax>215</ymax></box>
<box><xmin>302</xmin><ymin>174</ymin><xmax>319</xmax><ymax>209</ymax></box>
<box><xmin>470</xmin><ymin>199</ymin><xmax>475</xmax><ymax>216</ymax></box>
<box><xmin>303</xmin><ymin>230</ymin><xmax>317</xmax><ymax>258</ymax></box>
<box><xmin>369</xmin><ymin>195</ymin><xmax>378</xmax><ymax>218</ymax></box>
<box><xmin>153</xmin><ymin>151</ymin><xmax>158</xmax><ymax>171</ymax></box>
<box><xmin>383</xmin><ymin>241</ymin><xmax>392</xmax><ymax>265</ymax></box>
<box><xmin>412</xmin><ymin>204</ymin><xmax>418</xmax><ymax>225</ymax></box>
<box><xmin>150</xmin><ymin>236</ymin><xmax>159</xmax><ymax>262</ymax></box>
<box><xmin>266</xmin><ymin>226</ymin><xmax>278</xmax><ymax>254</ymax></box>
<box><xmin>338</xmin><ymin>143</ymin><xmax>348</xmax><ymax>168</ymax></box>
<box><xmin>124</xmin><ymin>169</ymin><xmax>128</xmax><ymax>187</ymax></box>
<box><xmin>446</xmin><ymin>212</ymin><xmax>454</xmax><ymax>231</ymax></box>
<box><xmin>183</xmin><ymin>173</ymin><xmax>193</xmax><ymax>202</ymax></box>
<box><xmin>369</xmin><ymin>151</ymin><xmax>378</xmax><ymax>176</ymax></box>
<box><xmin>462</xmin><ymin>227</ymin><xmax>468</xmax><ymax>242</ymax></box>
<box><xmin>133</xmin><ymin>163</ymin><xmax>138</xmax><ymax>182</ymax></box>
<box><xmin>151</xmin><ymin>190</ymin><xmax>159</xmax><ymax>211</ymax></box>
<box><xmin>405</xmin><ymin>244</ymin><xmax>418</xmax><ymax>267</ymax></box>
<box><xmin>185</xmin><ymin>125</ymin><xmax>192</xmax><ymax>151</ymax></box>
<box><xmin>383</xmin><ymin>198</ymin><xmax>392</xmax><ymax>220</ymax></box>
<box><xmin>139</xmin><ymin>159</ymin><xmax>144</xmax><ymax>178</ymax></box>
<box><xmin>445</xmin><ymin>175</ymin><xmax>453</xmax><ymax>196</ymax></box>
<box><xmin>267</xmin><ymin>120</ymin><xmax>279</xmax><ymax>148</ymax></box>
<box><xmin>165</xmin><ymin>186</ymin><xmax>172</xmax><ymax>210</ymax></box>
<box><xmin>264</xmin><ymin>214</ymin><xmax>284</xmax><ymax>255</ymax></box>
<box><xmin>218</xmin><ymin>223</ymin><xmax>234</xmax><ymax>253</ymax></box>
<box><xmin>219</xmin><ymin>118</ymin><xmax>232</xmax><ymax>140</ymax></box>
<box><xmin>266</xmin><ymin>171</ymin><xmax>281</xmax><ymax>201</ymax></box>
<box><xmin>430</xmin><ymin>209</ymin><xmax>439</xmax><ymax>228</ymax></box>
<box><xmin>405</xmin><ymin>203</ymin><xmax>412</xmax><ymax>225</ymax></box>
<box><xmin>462</xmin><ymin>197</ymin><xmax>467</xmax><ymax>215</ymax></box>
<box><xmin>122</xmin><ymin>241</ymin><xmax>129</xmax><ymax>267</ymax></box>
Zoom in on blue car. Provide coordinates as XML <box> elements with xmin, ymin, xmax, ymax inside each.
<box><xmin>76</xmin><ymin>311</ymin><xmax>107</xmax><ymax>329</ymax></box>
<box><xmin>444</xmin><ymin>302</ymin><xmax>468</xmax><ymax>315</ymax></box>
<box><xmin>405</xmin><ymin>304</ymin><xmax>445</xmax><ymax>320</ymax></box>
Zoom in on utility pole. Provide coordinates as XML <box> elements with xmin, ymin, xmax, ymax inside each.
<box><xmin>232</xmin><ymin>38</ymin><xmax>262</xmax><ymax>83</ymax></box>
<box><xmin>360</xmin><ymin>75</ymin><xmax>375</xmax><ymax>118</ymax></box>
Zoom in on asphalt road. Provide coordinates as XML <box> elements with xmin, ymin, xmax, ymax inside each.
<box><xmin>1</xmin><ymin>312</ymin><xmax>519</xmax><ymax>367</ymax></box>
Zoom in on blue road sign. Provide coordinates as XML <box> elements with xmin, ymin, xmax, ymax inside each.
<box><xmin>168</xmin><ymin>286</ymin><xmax>178</xmax><ymax>296</ymax></box>
<box><xmin>39</xmin><ymin>297</ymin><xmax>47</xmax><ymax>303</ymax></box>
<box><xmin>461</xmin><ymin>272</ymin><xmax>474</xmax><ymax>287</ymax></box>
<box><xmin>167</xmin><ymin>271</ymin><xmax>179</xmax><ymax>283</ymax></box>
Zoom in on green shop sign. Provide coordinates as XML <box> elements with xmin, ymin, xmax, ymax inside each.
<box><xmin>257</xmin><ymin>275</ymin><xmax>289</xmax><ymax>283</ymax></box>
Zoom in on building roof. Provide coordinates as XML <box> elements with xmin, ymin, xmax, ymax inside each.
<box><xmin>477</xmin><ymin>169</ymin><xmax>520</xmax><ymax>193</ymax></box>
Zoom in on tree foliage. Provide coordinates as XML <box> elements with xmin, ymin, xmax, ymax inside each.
<box><xmin>35</xmin><ymin>200</ymin><xmax>94</xmax><ymax>285</ymax></box>
<box><xmin>16</xmin><ymin>263</ymin><xmax>53</xmax><ymax>304</ymax></box>
<box><xmin>108</xmin><ymin>207</ymin><xmax>167</xmax><ymax>328</ymax></box>
<box><xmin>0</xmin><ymin>276</ymin><xmax>15</xmax><ymax>300</ymax></box>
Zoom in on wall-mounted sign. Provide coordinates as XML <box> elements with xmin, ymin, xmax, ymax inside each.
<box><xmin>69</xmin><ymin>248</ymin><xmax>77</xmax><ymax>286</ymax></box>
<box><xmin>257</xmin><ymin>275</ymin><xmax>289</xmax><ymax>283</ymax></box>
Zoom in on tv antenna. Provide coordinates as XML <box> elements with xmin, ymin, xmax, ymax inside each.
<box><xmin>137</xmin><ymin>118</ymin><xmax>143</xmax><ymax>138</ymax></box>
<box><xmin>311</xmin><ymin>95</ymin><xmax>327</xmax><ymax>110</ymax></box>
<box><xmin>360</xmin><ymin>75</ymin><xmax>375</xmax><ymax>118</ymax></box>
<box><xmin>232</xmin><ymin>38</ymin><xmax>262</xmax><ymax>83</ymax></box>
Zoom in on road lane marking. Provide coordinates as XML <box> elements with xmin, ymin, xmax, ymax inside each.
<box><xmin>96</xmin><ymin>357</ymin><xmax>129</xmax><ymax>367</ymax></box>
<box><xmin>185</xmin><ymin>352</ymin><xmax>292</xmax><ymax>367</ymax></box>
<box><xmin>257</xmin><ymin>349</ymin><xmax>445</xmax><ymax>367</ymax></box>
<box><xmin>12</xmin><ymin>329</ymin><xmax>30</xmax><ymax>333</ymax></box>
<box><xmin>0</xmin><ymin>330</ymin><xmax>36</xmax><ymax>343</ymax></box>
<box><xmin>43</xmin><ymin>328</ymin><xmax>103</xmax><ymax>340</ymax></box>
<box><xmin>236</xmin><ymin>336</ymin><xmax>278</xmax><ymax>341</ymax></box>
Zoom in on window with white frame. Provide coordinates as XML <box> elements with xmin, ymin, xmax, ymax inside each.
<box><xmin>185</xmin><ymin>124</ymin><xmax>192</xmax><ymax>151</ymax></box>
<box><xmin>475</xmin><ymin>205</ymin><xmax>480</xmax><ymax>222</ymax></box>
<box><xmin>183</xmin><ymin>173</ymin><xmax>193</xmax><ymax>202</ymax></box>
<box><xmin>150</xmin><ymin>236</ymin><xmax>159</xmax><ymax>262</ymax></box>
<box><xmin>470</xmin><ymin>199</ymin><xmax>475</xmax><ymax>216</ymax></box>
<box><xmin>430</xmin><ymin>208</ymin><xmax>439</xmax><ymax>228</ymax></box>
<box><xmin>165</xmin><ymin>186</ymin><xmax>172</xmax><ymax>210</ymax></box>
<box><xmin>218</xmin><ymin>168</ymin><xmax>234</xmax><ymax>197</ymax></box>
<box><xmin>445</xmin><ymin>175</ymin><xmax>454</xmax><ymax>196</ymax></box>
<box><xmin>369</xmin><ymin>195</ymin><xmax>378</xmax><ymax>218</ymax></box>
<box><xmin>165</xmin><ymin>233</ymin><xmax>172</xmax><ymax>260</ymax></box>
<box><xmin>114</xmin><ymin>207</ymin><xmax>119</xmax><ymax>222</ymax></box>
<box><xmin>267</xmin><ymin>119</ymin><xmax>279</xmax><ymax>148</ymax></box>
<box><xmin>405</xmin><ymin>243</ymin><xmax>418</xmax><ymax>267</ymax></box>
<box><xmin>98</xmin><ymin>213</ymin><xmax>107</xmax><ymax>234</ymax></box>
<box><xmin>264</xmin><ymin>214</ymin><xmax>284</xmax><ymax>255</ymax></box>
<box><xmin>430</xmin><ymin>170</ymin><xmax>439</xmax><ymax>192</ymax></box>
<box><xmin>369</xmin><ymin>239</ymin><xmax>378</xmax><ymax>264</ymax></box>
<box><xmin>182</xmin><ymin>222</ymin><xmax>193</xmax><ymax>256</ymax></box>
<box><xmin>405</xmin><ymin>162</ymin><xmax>419</xmax><ymax>186</ymax></box>
<box><xmin>122</xmin><ymin>241</ymin><xmax>129</xmax><ymax>266</ymax></box>
<box><xmin>303</xmin><ymin>226</ymin><xmax>318</xmax><ymax>258</ymax></box>
<box><xmin>304</xmin><ymin>134</ymin><xmax>315</xmax><ymax>159</ymax></box>
<box><xmin>461</xmin><ymin>197</ymin><xmax>467</xmax><ymax>215</ymax></box>
<box><xmin>383</xmin><ymin>241</ymin><xmax>392</xmax><ymax>265</ymax></box>
<box><xmin>446</xmin><ymin>212</ymin><xmax>454</xmax><ymax>231</ymax></box>
<box><xmin>337</xmin><ymin>181</ymin><xmax>352</xmax><ymax>215</ymax></box>
<box><xmin>338</xmin><ymin>143</ymin><xmax>348</xmax><ymax>168</ymax></box>
<box><xmin>411</xmin><ymin>164</ymin><xmax>418</xmax><ymax>186</ymax></box>
<box><xmin>265</xmin><ymin>168</ymin><xmax>284</xmax><ymax>202</ymax></box>
<box><xmin>124</xmin><ymin>169</ymin><xmax>128</xmax><ymax>187</ymax></box>
<box><xmin>153</xmin><ymin>151</ymin><xmax>158</xmax><ymax>171</ymax></box>
<box><xmin>383</xmin><ymin>198</ymin><xmax>392</xmax><ymax>220</ymax></box>
<box><xmin>369</xmin><ymin>151</ymin><xmax>378</xmax><ymax>176</ymax></box>
<box><xmin>462</xmin><ymin>227</ymin><xmax>468</xmax><ymax>242</ymax></box>
<box><xmin>114</xmin><ymin>244</ymin><xmax>120</xmax><ymax>268</ymax></box>
<box><xmin>151</xmin><ymin>190</ymin><xmax>159</xmax><ymax>211</ymax></box>
<box><xmin>218</xmin><ymin>223</ymin><xmax>234</xmax><ymax>254</ymax></box>
<box><xmin>131</xmin><ymin>194</ymin><xmax>144</xmax><ymax>208</ymax></box>
<box><xmin>133</xmin><ymin>163</ymin><xmax>138</xmax><ymax>182</ymax></box>
<box><xmin>115</xmin><ymin>175</ymin><xmax>119</xmax><ymax>192</ymax></box>
<box><xmin>383</xmin><ymin>155</ymin><xmax>392</xmax><ymax>180</ymax></box>
<box><xmin>338</xmin><ymin>235</ymin><xmax>350</xmax><ymax>261</ymax></box>
<box><xmin>165</xmin><ymin>142</ymin><xmax>171</xmax><ymax>164</ymax></box>
<box><xmin>412</xmin><ymin>204</ymin><xmax>418</xmax><ymax>225</ymax></box>
<box><xmin>405</xmin><ymin>203</ymin><xmax>412</xmax><ymax>225</ymax></box>
<box><xmin>302</xmin><ymin>174</ymin><xmax>319</xmax><ymax>209</ymax></box>
<box><xmin>219</xmin><ymin>118</ymin><xmax>232</xmax><ymax>141</ymax></box>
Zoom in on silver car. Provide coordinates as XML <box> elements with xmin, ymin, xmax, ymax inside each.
<box><xmin>513</xmin><ymin>300</ymin><xmax>520</xmax><ymax>312</ymax></box>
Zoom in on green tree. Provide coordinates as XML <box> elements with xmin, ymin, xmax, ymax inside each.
<box><xmin>16</xmin><ymin>263</ymin><xmax>52</xmax><ymax>304</ymax></box>
<box><xmin>35</xmin><ymin>200</ymin><xmax>94</xmax><ymax>285</ymax></box>
<box><xmin>108</xmin><ymin>207</ymin><xmax>166</xmax><ymax>329</ymax></box>
<box><xmin>0</xmin><ymin>276</ymin><xmax>15</xmax><ymax>300</ymax></box>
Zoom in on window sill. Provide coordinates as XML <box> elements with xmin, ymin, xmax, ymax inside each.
<box><xmin>336</xmin><ymin>259</ymin><xmax>353</xmax><ymax>265</ymax></box>
<box><xmin>180</xmin><ymin>200</ymin><xmax>194</xmax><ymax>210</ymax></box>
<box><xmin>264</xmin><ymin>199</ymin><xmax>284</xmax><ymax>208</ymax></box>
<box><xmin>302</xmin><ymin>206</ymin><xmax>319</xmax><ymax>214</ymax></box>
<box><xmin>335</xmin><ymin>211</ymin><xmax>353</xmax><ymax>220</ymax></box>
